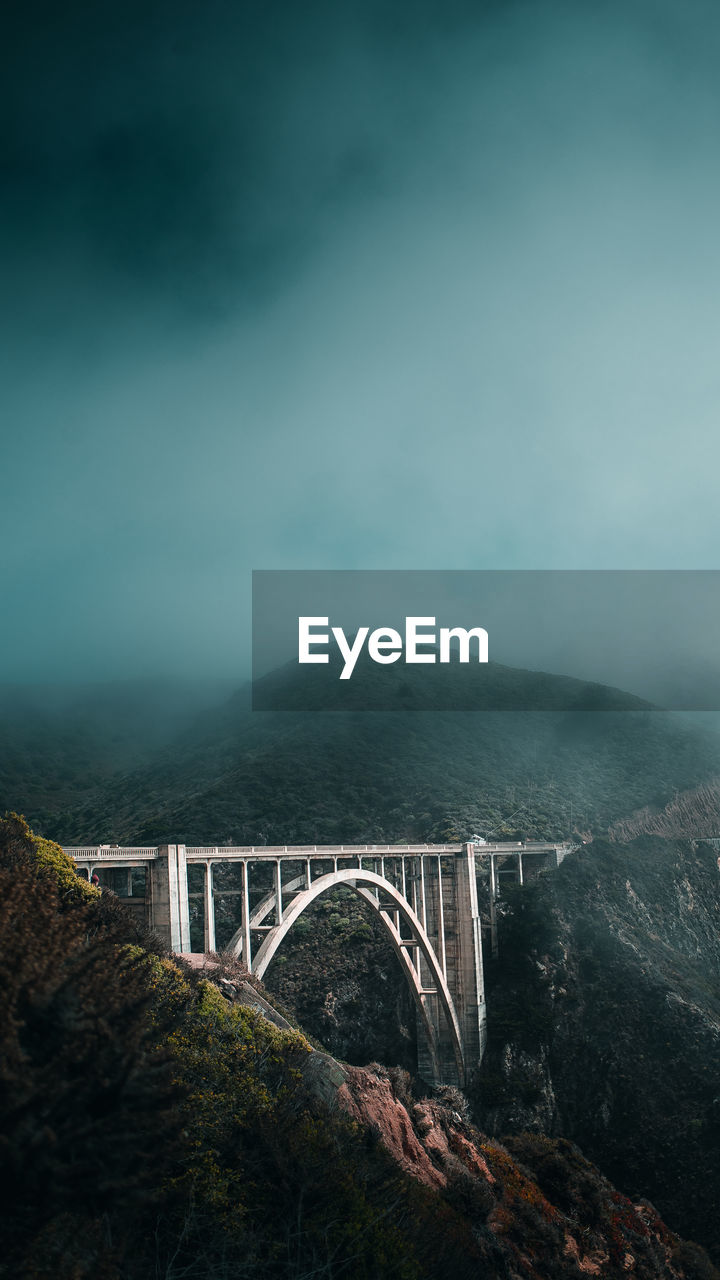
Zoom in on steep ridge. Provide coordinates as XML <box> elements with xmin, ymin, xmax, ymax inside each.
<box><xmin>336</xmin><ymin>1064</ymin><xmax>713</xmax><ymax>1280</ymax></box>
<box><xmin>611</xmin><ymin>779</ymin><xmax>720</xmax><ymax>841</ymax></box>
<box><xmin>475</xmin><ymin>836</ymin><xmax>720</xmax><ymax>1262</ymax></box>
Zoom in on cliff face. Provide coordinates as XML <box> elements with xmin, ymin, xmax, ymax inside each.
<box><xmin>171</xmin><ymin>960</ymin><xmax>718</xmax><ymax>1280</ymax></box>
<box><xmin>475</xmin><ymin>837</ymin><xmax>720</xmax><ymax>1262</ymax></box>
<box><xmin>338</xmin><ymin>1067</ymin><xmax>486</xmax><ymax>1190</ymax></box>
<box><xmin>212</xmin><ymin>961</ymin><xmax>720</xmax><ymax>1280</ymax></box>
<box><xmin>335</xmin><ymin>1063</ymin><xmax>715</xmax><ymax>1280</ymax></box>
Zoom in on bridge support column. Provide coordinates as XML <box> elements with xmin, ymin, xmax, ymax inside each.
<box><xmin>445</xmin><ymin>845</ymin><xmax>486</xmax><ymax>1086</ymax></box>
<box><xmin>241</xmin><ymin>861</ymin><xmax>252</xmax><ymax>966</ymax></box>
<box><xmin>413</xmin><ymin>847</ymin><xmax>486</xmax><ymax>1088</ymax></box>
<box><xmin>149</xmin><ymin>845</ymin><xmax>191</xmax><ymax>953</ymax></box>
<box><xmin>274</xmin><ymin>860</ymin><xmax>283</xmax><ymax>924</ymax></box>
<box><xmin>204</xmin><ymin>862</ymin><xmax>216</xmax><ymax>953</ymax></box>
<box><xmin>488</xmin><ymin>854</ymin><xmax>499</xmax><ymax>959</ymax></box>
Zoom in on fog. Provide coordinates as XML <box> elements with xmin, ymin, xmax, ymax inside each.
<box><xmin>3</xmin><ymin>0</ymin><xmax>720</xmax><ymax>683</ymax></box>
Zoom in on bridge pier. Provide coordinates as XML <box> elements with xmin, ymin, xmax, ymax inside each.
<box><xmin>148</xmin><ymin>845</ymin><xmax>191</xmax><ymax>953</ymax></box>
<box><xmin>416</xmin><ymin>845</ymin><xmax>486</xmax><ymax>1085</ymax></box>
<box><xmin>452</xmin><ymin>844</ymin><xmax>487</xmax><ymax>1077</ymax></box>
<box><xmin>203</xmin><ymin>862</ymin><xmax>216</xmax><ymax>953</ymax></box>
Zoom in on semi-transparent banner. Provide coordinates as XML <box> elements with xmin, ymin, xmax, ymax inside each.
<box><xmin>252</xmin><ymin>570</ymin><xmax>720</xmax><ymax>711</ymax></box>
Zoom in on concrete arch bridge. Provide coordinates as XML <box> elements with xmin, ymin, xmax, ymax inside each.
<box><xmin>64</xmin><ymin>841</ymin><xmax>572</xmax><ymax>1087</ymax></box>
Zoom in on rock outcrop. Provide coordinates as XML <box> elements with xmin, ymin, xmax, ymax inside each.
<box><xmin>335</xmin><ymin>1063</ymin><xmax>715</xmax><ymax>1280</ymax></box>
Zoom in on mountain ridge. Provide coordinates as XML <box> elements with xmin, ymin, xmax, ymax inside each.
<box><xmin>30</xmin><ymin>663</ymin><xmax>720</xmax><ymax>848</ymax></box>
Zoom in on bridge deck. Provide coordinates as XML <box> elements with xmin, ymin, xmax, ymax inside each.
<box><xmin>64</xmin><ymin>840</ymin><xmax>573</xmax><ymax>864</ymax></box>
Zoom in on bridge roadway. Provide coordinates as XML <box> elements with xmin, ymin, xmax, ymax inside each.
<box><xmin>64</xmin><ymin>840</ymin><xmax>573</xmax><ymax>1088</ymax></box>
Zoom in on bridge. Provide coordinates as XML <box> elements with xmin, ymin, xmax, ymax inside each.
<box><xmin>64</xmin><ymin>840</ymin><xmax>573</xmax><ymax>1087</ymax></box>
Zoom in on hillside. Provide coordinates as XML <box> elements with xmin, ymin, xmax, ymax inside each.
<box><xmin>1</xmin><ymin>814</ymin><xmax>718</xmax><ymax>1280</ymax></box>
<box><xmin>0</xmin><ymin>679</ymin><xmax>234</xmax><ymax>834</ymax></box>
<box><xmin>475</xmin><ymin>836</ymin><xmax>720</xmax><ymax>1262</ymax></box>
<box><xmin>14</xmin><ymin>663</ymin><xmax>720</xmax><ymax>847</ymax></box>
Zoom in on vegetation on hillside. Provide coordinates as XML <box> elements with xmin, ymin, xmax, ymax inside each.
<box><xmin>0</xmin><ymin>682</ymin><xmax>233</xmax><ymax>835</ymax></box>
<box><xmin>610</xmin><ymin>778</ymin><xmax>720</xmax><ymax>840</ymax></box>
<box><xmin>475</xmin><ymin>837</ymin><xmax>720</xmax><ymax>1263</ymax></box>
<box><xmin>0</xmin><ymin>816</ymin><xmax>456</xmax><ymax>1278</ymax></box>
<box><xmin>2</xmin><ymin>814</ymin><xmax>716</xmax><ymax>1280</ymax></box>
<box><xmin>5</xmin><ymin>670</ymin><xmax>720</xmax><ymax>849</ymax></box>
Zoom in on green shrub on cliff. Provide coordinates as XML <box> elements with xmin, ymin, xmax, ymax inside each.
<box><xmin>0</xmin><ymin>811</ymin><xmax>96</xmax><ymax>901</ymax></box>
<box><xmin>0</xmin><ymin>836</ymin><xmax>180</xmax><ymax>1277</ymax></box>
<box><xmin>0</xmin><ymin>816</ymin><xmax>477</xmax><ymax>1279</ymax></box>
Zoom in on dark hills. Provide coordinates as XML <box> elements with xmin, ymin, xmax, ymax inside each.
<box><xmin>475</xmin><ymin>835</ymin><xmax>720</xmax><ymax>1262</ymax></box>
<box><xmin>0</xmin><ymin>678</ymin><xmax>234</xmax><ymax>835</ymax></box>
<box><xmin>252</xmin><ymin>650</ymin><xmax>655</xmax><ymax>711</ymax></box>
<box><xmin>16</xmin><ymin>660</ymin><xmax>720</xmax><ymax>848</ymax></box>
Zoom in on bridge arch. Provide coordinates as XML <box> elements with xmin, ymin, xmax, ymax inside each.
<box><xmin>250</xmin><ymin>868</ymin><xmax>465</xmax><ymax>1084</ymax></box>
<box><xmin>226</xmin><ymin>873</ymin><xmax>306</xmax><ymax>952</ymax></box>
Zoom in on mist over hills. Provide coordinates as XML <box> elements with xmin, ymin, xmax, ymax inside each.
<box><xmin>251</xmin><ymin>650</ymin><xmax>656</xmax><ymax>711</ymax></box>
<box><xmin>0</xmin><ymin>679</ymin><xmax>235</xmax><ymax>836</ymax></box>
<box><xmin>4</xmin><ymin>660</ymin><xmax>720</xmax><ymax>847</ymax></box>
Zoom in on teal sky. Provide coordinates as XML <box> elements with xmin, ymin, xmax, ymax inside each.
<box><xmin>3</xmin><ymin>0</ymin><xmax>720</xmax><ymax>680</ymax></box>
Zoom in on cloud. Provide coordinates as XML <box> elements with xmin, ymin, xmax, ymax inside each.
<box><xmin>3</xmin><ymin>0</ymin><xmax>720</xmax><ymax>680</ymax></box>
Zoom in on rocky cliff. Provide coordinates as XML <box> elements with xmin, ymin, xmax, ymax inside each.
<box><xmin>330</xmin><ymin>1060</ymin><xmax>716</xmax><ymax>1280</ymax></box>
<box><xmin>222</xmin><ymin>965</ymin><xmax>720</xmax><ymax>1280</ymax></box>
<box><xmin>475</xmin><ymin>836</ymin><xmax>720</xmax><ymax>1263</ymax></box>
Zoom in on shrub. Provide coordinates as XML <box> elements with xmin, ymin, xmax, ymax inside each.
<box><xmin>0</xmin><ymin>869</ymin><xmax>181</xmax><ymax>1277</ymax></box>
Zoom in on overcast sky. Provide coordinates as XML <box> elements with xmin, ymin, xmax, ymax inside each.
<box><xmin>4</xmin><ymin>0</ymin><xmax>720</xmax><ymax>682</ymax></box>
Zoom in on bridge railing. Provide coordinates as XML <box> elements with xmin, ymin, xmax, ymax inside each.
<box><xmin>63</xmin><ymin>841</ymin><xmax>575</xmax><ymax>863</ymax></box>
<box><xmin>184</xmin><ymin>843</ymin><xmax>463</xmax><ymax>859</ymax></box>
<box><xmin>64</xmin><ymin>846</ymin><xmax>160</xmax><ymax>860</ymax></box>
